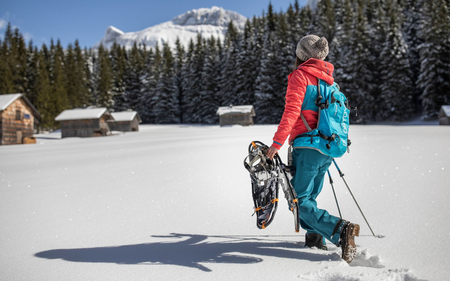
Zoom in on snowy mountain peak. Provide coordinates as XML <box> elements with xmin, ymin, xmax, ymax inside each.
<box><xmin>95</xmin><ymin>7</ymin><xmax>247</xmax><ymax>50</ymax></box>
<box><xmin>171</xmin><ymin>6</ymin><xmax>246</xmax><ymax>29</ymax></box>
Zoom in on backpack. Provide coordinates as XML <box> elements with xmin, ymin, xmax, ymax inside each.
<box><xmin>292</xmin><ymin>78</ymin><xmax>350</xmax><ymax>158</ymax></box>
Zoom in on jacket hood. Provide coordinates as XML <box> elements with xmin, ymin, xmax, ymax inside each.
<box><xmin>298</xmin><ymin>58</ymin><xmax>334</xmax><ymax>85</ymax></box>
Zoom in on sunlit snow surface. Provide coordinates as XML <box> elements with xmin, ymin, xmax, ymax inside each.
<box><xmin>1</xmin><ymin>124</ymin><xmax>449</xmax><ymax>281</ymax></box>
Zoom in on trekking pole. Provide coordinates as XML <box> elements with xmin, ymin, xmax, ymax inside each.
<box><xmin>327</xmin><ymin>169</ymin><xmax>342</xmax><ymax>219</ymax></box>
<box><xmin>332</xmin><ymin>160</ymin><xmax>378</xmax><ymax>237</ymax></box>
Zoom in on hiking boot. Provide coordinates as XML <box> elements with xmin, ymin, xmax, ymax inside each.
<box><xmin>340</xmin><ymin>222</ymin><xmax>360</xmax><ymax>263</ymax></box>
<box><xmin>305</xmin><ymin>233</ymin><xmax>327</xmax><ymax>251</ymax></box>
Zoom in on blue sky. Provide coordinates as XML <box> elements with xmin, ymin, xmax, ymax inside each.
<box><xmin>0</xmin><ymin>0</ymin><xmax>307</xmax><ymax>48</ymax></box>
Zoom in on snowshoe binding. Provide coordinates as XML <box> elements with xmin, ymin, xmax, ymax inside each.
<box><xmin>244</xmin><ymin>141</ymin><xmax>300</xmax><ymax>232</ymax></box>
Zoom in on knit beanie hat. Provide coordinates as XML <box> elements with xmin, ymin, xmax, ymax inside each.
<box><xmin>296</xmin><ymin>35</ymin><xmax>329</xmax><ymax>61</ymax></box>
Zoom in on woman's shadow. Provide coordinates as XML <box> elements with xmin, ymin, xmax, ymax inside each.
<box><xmin>35</xmin><ymin>233</ymin><xmax>337</xmax><ymax>272</ymax></box>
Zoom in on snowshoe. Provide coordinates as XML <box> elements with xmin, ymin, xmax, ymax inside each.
<box><xmin>244</xmin><ymin>141</ymin><xmax>300</xmax><ymax>232</ymax></box>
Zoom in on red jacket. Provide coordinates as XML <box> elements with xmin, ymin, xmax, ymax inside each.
<box><xmin>272</xmin><ymin>59</ymin><xmax>335</xmax><ymax>150</ymax></box>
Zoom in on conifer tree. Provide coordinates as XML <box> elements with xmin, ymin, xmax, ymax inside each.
<box><xmin>403</xmin><ymin>0</ymin><xmax>424</xmax><ymax>112</ymax></box>
<box><xmin>35</xmin><ymin>44</ymin><xmax>53</xmax><ymax>129</ymax></box>
<box><xmin>314</xmin><ymin>0</ymin><xmax>336</xmax><ymax>41</ymax></box>
<box><xmin>341</xmin><ymin>0</ymin><xmax>376</xmax><ymax>123</ymax></box>
<box><xmin>50</xmin><ymin>40</ymin><xmax>69</xmax><ymax>123</ymax></box>
<box><xmin>138</xmin><ymin>47</ymin><xmax>157</xmax><ymax>123</ymax></box>
<box><xmin>173</xmin><ymin>38</ymin><xmax>186</xmax><ymax>123</ymax></box>
<box><xmin>91</xmin><ymin>44</ymin><xmax>114</xmax><ymax>108</ymax></box>
<box><xmin>198</xmin><ymin>36</ymin><xmax>220</xmax><ymax>123</ymax></box>
<box><xmin>25</xmin><ymin>42</ymin><xmax>38</xmax><ymax>104</ymax></box>
<box><xmin>218</xmin><ymin>21</ymin><xmax>239</xmax><ymax>107</ymax></box>
<box><xmin>110</xmin><ymin>43</ymin><xmax>127</xmax><ymax>111</ymax></box>
<box><xmin>417</xmin><ymin>0</ymin><xmax>450</xmax><ymax>118</ymax></box>
<box><xmin>235</xmin><ymin>19</ymin><xmax>257</xmax><ymax>106</ymax></box>
<box><xmin>378</xmin><ymin>0</ymin><xmax>414</xmax><ymax>121</ymax></box>
<box><xmin>122</xmin><ymin>43</ymin><xmax>145</xmax><ymax>111</ymax></box>
<box><xmin>254</xmin><ymin>3</ymin><xmax>284</xmax><ymax>124</ymax></box>
<box><xmin>0</xmin><ymin>23</ymin><xmax>15</xmax><ymax>95</ymax></box>
<box><xmin>153</xmin><ymin>42</ymin><xmax>179</xmax><ymax>123</ymax></box>
<box><xmin>180</xmin><ymin>40</ymin><xmax>196</xmax><ymax>123</ymax></box>
<box><xmin>182</xmin><ymin>36</ymin><xmax>204</xmax><ymax>123</ymax></box>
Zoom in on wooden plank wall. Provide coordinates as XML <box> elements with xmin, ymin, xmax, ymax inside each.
<box><xmin>0</xmin><ymin>99</ymin><xmax>34</xmax><ymax>145</ymax></box>
<box><xmin>108</xmin><ymin>117</ymin><xmax>139</xmax><ymax>132</ymax></box>
<box><xmin>219</xmin><ymin>113</ymin><xmax>254</xmax><ymax>126</ymax></box>
<box><xmin>60</xmin><ymin>114</ymin><xmax>111</xmax><ymax>138</ymax></box>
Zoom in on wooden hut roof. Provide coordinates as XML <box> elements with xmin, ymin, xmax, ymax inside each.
<box><xmin>110</xmin><ymin>111</ymin><xmax>142</xmax><ymax>123</ymax></box>
<box><xmin>440</xmin><ymin>105</ymin><xmax>450</xmax><ymax>117</ymax></box>
<box><xmin>216</xmin><ymin>105</ymin><xmax>255</xmax><ymax>116</ymax></box>
<box><xmin>0</xmin><ymin>93</ymin><xmax>41</xmax><ymax>117</ymax></box>
<box><xmin>55</xmin><ymin>108</ymin><xmax>111</xmax><ymax>121</ymax></box>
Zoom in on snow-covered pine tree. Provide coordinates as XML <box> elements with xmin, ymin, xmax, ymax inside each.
<box><xmin>91</xmin><ymin>44</ymin><xmax>114</xmax><ymax>109</ymax></box>
<box><xmin>122</xmin><ymin>42</ymin><xmax>145</xmax><ymax>112</ymax></box>
<box><xmin>110</xmin><ymin>43</ymin><xmax>127</xmax><ymax>112</ymax></box>
<box><xmin>138</xmin><ymin>47</ymin><xmax>157</xmax><ymax>123</ymax></box>
<box><xmin>417</xmin><ymin>0</ymin><xmax>450</xmax><ymax>118</ymax></box>
<box><xmin>153</xmin><ymin>42</ymin><xmax>179</xmax><ymax>123</ymax></box>
<box><xmin>218</xmin><ymin>21</ymin><xmax>239</xmax><ymax>107</ymax></box>
<box><xmin>378</xmin><ymin>0</ymin><xmax>414</xmax><ymax>121</ymax></box>
<box><xmin>253</xmin><ymin>3</ymin><xmax>285</xmax><ymax>124</ymax></box>
<box><xmin>328</xmin><ymin>0</ymin><xmax>352</xmax><ymax>81</ymax></box>
<box><xmin>198</xmin><ymin>36</ymin><xmax>220</xmax><ymax>124</ymax></box>
<box><xmin>182</xmin><ymin>36</ymin><xmax>204</xmax><ymax>123</ymax></box>
<box><xmin>403</xmin><ymin>0</ymin><xmax>424</xmax><ymax>112</ymax></box>
<box><xmin>314</xmin><ymin>0</ymin><xmax>336</xmax><ymax>42</ymax></box>
<box><xmin>341</xmin><ymin>0</ymin><xmax>376</xmax><ymax>123</ymax></box>
<box><xmin>173</xmin><ymin>37</ymin><xmax>185</xmax><ymax>123</ymax></box>
<box><xmin>275</xmin><ymin>13</ymin><xmax>294</xmax><ymax>94</ymax></box>
<box><xmin>180</xmin><ymin>39</ymin><xmax>195</xmax><ymax>123</ymax></box>
<box><xmin>235</xmin><ymin>19</ymin><xmax>257</xmax><ymax>106</ymax></box>
<box><xmin>24</xmin><ymin>42</ymin><xmax>38</xmax><ymax>105</ymax></box>
<box><xmin>367</xmin><ymin>0</ymin><xmax>390</xmax><ymax>120</ymax></box>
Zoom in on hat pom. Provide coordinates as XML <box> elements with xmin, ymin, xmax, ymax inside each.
<box><xmin>315</xmin><ymin>37</ymin><xmax>328</xmax><ymax>49</ymax></box>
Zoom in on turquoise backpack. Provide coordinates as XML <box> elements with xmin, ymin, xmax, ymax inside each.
<box><xmin>292</xmin><ymin>78</ymin><xmax>350</xmax><ymax>158</ymax></box>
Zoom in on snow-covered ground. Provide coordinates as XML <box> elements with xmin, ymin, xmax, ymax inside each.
<box><xmin>1</xmin><ymin>124</ymin><xmax>449</xmax><ymax>281</ymax></box>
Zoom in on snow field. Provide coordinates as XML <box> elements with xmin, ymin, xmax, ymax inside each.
<box><xmin>0</xmin><ymin>124</ymin><xmax>449</xmax><ymax>280</ymax></box>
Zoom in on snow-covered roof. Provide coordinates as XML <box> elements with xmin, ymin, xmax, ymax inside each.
<box><xmin>110</xmin><ymin>111</ymin><xmax>142</xmax><ymax>122</ymax></box>
<box><xmin>0</xmin><ymin>93</ymin><xmax>23</xmax><ymax>111</ymax></box>
<box><xmin>216</xmin><ymin>105</ymin><xmax>255</xmax><ymax>116</ymax></box>
<box><xmin>0</xmin><ymin>93</ymin><xmax>41</xmax><ymax>117</ymax></box>
<box><xmin>441</xmin><ymin>105</ymin><xmax>450</xmax><ymax>117</ymax></box>
<box><xmin>55</xmin><ymin>108</ymin><xmax>110</xmax><ymax>121</ymax></box>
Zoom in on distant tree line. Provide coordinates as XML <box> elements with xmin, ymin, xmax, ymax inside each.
<box><xmin>1</xmin><ymin>0</ymin><xmax>449</xmax><ymax>129</ymax></box>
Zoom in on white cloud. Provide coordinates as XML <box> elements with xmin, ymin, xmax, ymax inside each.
<box><xmin>23</xmin><ymin>32</ymin><xmax>33</xmax><ymax>42</ymax></box>
<box><xmin>0</xmin><ymin>18</ymin><xmax>7</xmax><ymax>30</ymax></box>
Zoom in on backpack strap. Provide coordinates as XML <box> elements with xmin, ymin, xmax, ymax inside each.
<box><xmin>300</xmin><ymin>112</ymin><xmax>312</xmax><ymax>132</ymax></box>
<box><xmin>300</xmin><ymin>78</ymin><xmax>321</xmax><ymax>133</ymax></box>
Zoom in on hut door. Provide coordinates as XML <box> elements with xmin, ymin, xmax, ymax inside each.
<box><xmin>16</xmin><ymin>131</ymin><xmax>22</xmax><ymax>144</ymax></box>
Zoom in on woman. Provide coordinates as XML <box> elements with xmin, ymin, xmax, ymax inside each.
<box><xmin>265</xmin><ymin>35</ymin><xmax>360</xmax><ymax>263</ymax></box>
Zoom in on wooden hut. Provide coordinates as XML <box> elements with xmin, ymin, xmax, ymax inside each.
<box><xmin>55</xmin><ymin>107</ymin><xmax>113</xmax><ymax>138</ymax></box>
<box><xmin>439</xmin><ymin>106</ymin><xmax>450</xmax><ymax>125</ymax></box>
<box><xmin>216</xmin><ymin>105</ymin><xmax>256</xmax><ymax>126</ymax></box>
<box><xmin>0</xmin><ymin>93</ymin><xmax>40</xmax><ymax>145</ymax></box>
<box><xmin>108</xmin><ymin>111</ymin><xmax>142</xmax><ymax>132</ymax></box>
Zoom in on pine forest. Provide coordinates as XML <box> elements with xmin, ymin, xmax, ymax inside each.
<box><xmin>1</xmin><ymin>0</ymin><xmax>449</xmax><ymax>130</ymax></box>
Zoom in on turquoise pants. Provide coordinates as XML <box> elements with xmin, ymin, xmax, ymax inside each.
<box><xmin>291</xmin><ymin>148</ymin><xmax>341</xmax><ymax>244</ymax></box>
